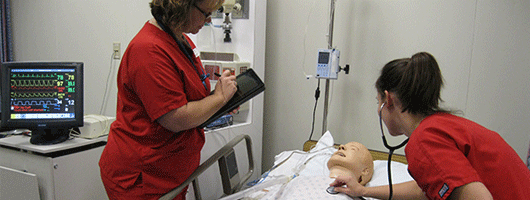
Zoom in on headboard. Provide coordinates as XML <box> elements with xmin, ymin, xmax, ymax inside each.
<box><xmin>303</xmin><ymin>140</ymin><xmax>407</xmax><ymax>164</ymax></box>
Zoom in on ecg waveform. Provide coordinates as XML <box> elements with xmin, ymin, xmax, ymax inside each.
<box><xmin>10</xmin><ymin>72</ymin><xmax>75</xmax><ymax>99</ymax></box>
<box><xmin>11</xmin><ymin>79</ymin><xmax>58</xmax><ymax>87</ymax></box>
<box><xmin>9</xmin><ymin>71</ymin><xmax>76</xmax><ymax>114</ymax></box>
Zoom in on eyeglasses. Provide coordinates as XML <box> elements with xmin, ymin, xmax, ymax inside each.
<box><xmin>193</xmin><ymin>4</ymin><xmax>212</xmax><ymax>19</ymax></box>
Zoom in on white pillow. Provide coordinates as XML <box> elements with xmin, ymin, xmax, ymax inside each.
<box><xmin>298</xmin><ymin>131</ymin><xmax>414</xmax><ymax>186</ymax></box>
<box><xmin>366</xmin><ymin>160</ymin><xmax>413</xmax><ymax>187</ymax></box>
<box><xmin>296</xmin><ymin>154</ymin><xmax>413</xmax><ymax>186</ymax></box>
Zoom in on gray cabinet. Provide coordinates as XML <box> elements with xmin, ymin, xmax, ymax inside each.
<box><xmin>0</xmin><ymin>136</ymin><xmax>108</xmax><ymax>200</ymax></box>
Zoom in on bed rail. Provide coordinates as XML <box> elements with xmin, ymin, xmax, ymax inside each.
<box><xmin>159</xmin><ymin>134</ymin><xmax>254</xmax><ymax>200</ymax></box>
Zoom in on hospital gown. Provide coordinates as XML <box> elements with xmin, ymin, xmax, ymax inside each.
<box><xmin>279</xmin><ymin>176</ymin><xmax>357</xmax><ymax>200</ymax></box>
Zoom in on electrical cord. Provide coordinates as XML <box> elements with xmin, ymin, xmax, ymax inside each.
<box><xmin>292</xmin><ymin>151</ymin><xmax>333</xmax><ymax>177</ymax></box>
<box><xmin>100</xmin><ymin>51</ymin><xmax>118</xmax><ymax>115</ymax></box>
<box><xmin>247</xmin><ymin>145</ymin><xmax>336</xmax><ymax>186</ymax></box>
<box><xmin>0</xmin><ymin>129</ymin><xmax>31</xmax><ymax>138</ymax></box>
<box><xmin>308</xmin><ymin>78</ymin><xmax>321</xmax><ymax>141</ymax></box>
<box><xmin>301</xmin><ymin>0</ymin><xmax>321</xmax><ymax>78</ymax></box>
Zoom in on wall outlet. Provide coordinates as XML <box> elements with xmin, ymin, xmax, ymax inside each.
<box><xmin>113</xmin><ymin>42</ymin><xmax>121</xmax><ymax>59</ymax></box>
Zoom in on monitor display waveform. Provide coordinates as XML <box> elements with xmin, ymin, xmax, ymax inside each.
<box><xmin>1</xmin><ymin>62</ymin><xmax>84</xmax><ymax>145</ymax></box>
<box><xmin>11</xmin><ymin>72</ymin><xmax>57</xmax><ymax>78</ymax></box>
<box><xmin>9</xmin><ymin>68</ymin><xmax>77</xmax><ymax>117</ymax></box>
<box><xmin>11</xmin><ymin>92</ymin><xmax>58</xmax><ymax>98</ymax></box>
<box><xmin>11</xmin><ymin>79</ymin><xmax>58</xmax><ymax>87</ymax></box>
<box><xmin>11</xmin><ymin>99</ymin><xmax>57</xmax><ymax>106</ymax></box>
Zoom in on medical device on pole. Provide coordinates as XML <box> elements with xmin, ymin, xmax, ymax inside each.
<box><xmin>317</xmin><ymin>0</ymin><xmax>349</xmax><ymax>136</ymax></box>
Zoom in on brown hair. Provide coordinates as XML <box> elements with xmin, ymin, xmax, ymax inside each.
<box><xmin>150</xmin><ymin>0</ymin><xmax>223</xmax><ymax>30</ymax></box>
<box><xmin>375</xmin><ymin>52</ymin><xmax>448</xmax><ymax>116</ymax></box>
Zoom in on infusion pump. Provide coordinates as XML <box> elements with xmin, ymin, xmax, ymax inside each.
<box><xmin>316</xmin><ymin>49</ymin><xmax>340</xmax><ymax>79</ymax></box>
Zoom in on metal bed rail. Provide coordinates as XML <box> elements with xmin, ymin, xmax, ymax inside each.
<box><xmin>159</xmin><ymin>134</ymin><xmax>254</xmax><ymax>200</ymax></box>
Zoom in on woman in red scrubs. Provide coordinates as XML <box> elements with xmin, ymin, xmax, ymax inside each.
<box><xmin>98</xmin><ymin>0</ymin><xmax>237</xmax><ymax>199</ymax></box>
<box><xmin>330</xmin><ymin>52</ymin><xmax>530</xmax><ymax>200</ymax></box>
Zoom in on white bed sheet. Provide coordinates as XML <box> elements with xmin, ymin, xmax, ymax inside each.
<box><xmin>220</xmin><ymin>131</ymin><xmax>413</xmax><ymax>200</ymax></box>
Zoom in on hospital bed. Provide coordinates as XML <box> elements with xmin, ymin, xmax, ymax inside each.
<box><xmin>160</xmin><ymin>134</ymin><xmax>255</xmax><ymax>200</ymax></box>
<box><xmin>162</xmin><ymin>132</ymin><xmax>413</xmax><ymax>200</ymax></box>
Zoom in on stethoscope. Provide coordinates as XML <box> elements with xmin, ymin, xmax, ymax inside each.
<box><xmin>153</xmin><ymin>15</ymin><xmax>210</xmax><ymax>91</ymax></box>
<box><xmin>379</xmin><ymin>102</ymin><xmax>409</xmax><ymax>200</ymax></box>
<box><xmin>327</xmin><ymin>103</ymin><xmax>408</xmax><ymax>199</ymax></box>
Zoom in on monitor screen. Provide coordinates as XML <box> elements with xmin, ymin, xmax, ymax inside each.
<box><xmin>318</xmin><ymin>51</ymin><xmax>330</xmax><ymax>64</ymax></box>
<box><xmin>1</xmin><ymin>62</ymin><xmax>83</xmax><ymax>145</ymax></box>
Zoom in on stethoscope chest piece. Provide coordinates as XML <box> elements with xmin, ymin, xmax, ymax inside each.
<box><xmin>326</xmin><ymin>186</ymin><xmax>339</xmax><ymax>195</ymax></box>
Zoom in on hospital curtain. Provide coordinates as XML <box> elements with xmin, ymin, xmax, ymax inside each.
<box><xmin>1</xmin><ymin>0</ymin><xmax>13</xmax><ymax>62</ymax></box>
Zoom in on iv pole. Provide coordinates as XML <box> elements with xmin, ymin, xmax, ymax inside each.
<box><xmin>322</xmin><ymin>0</ymin><xmax>336</xmax><ymax>135</ymax></box>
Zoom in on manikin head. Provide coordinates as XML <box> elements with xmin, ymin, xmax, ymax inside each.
<box><xmin>327</xmin><ymin>142</ymin><xmax>374</xmax><ymax>185</ymax></box>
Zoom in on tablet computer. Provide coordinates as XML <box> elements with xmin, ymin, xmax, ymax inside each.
<box><xmin>200</xmin><ymin>68</ymin><xmax>265</xmax><ymax>128</ymax></box>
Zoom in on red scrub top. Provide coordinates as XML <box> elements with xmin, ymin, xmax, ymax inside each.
<box><xmin>406</xmin><ymin>113</ymin><xmax>530</xmax><ymax>200</ymax></box>
<box><xmin>99</xmin><ymin>21</ymin><xmax>210</xmax><ymax>200</ymax></box>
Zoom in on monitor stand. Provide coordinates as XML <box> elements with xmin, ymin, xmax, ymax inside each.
<box><xmin>30</xmin><ymin>128</ymin><xmax>70</xmax><ymax>145</ymax></box>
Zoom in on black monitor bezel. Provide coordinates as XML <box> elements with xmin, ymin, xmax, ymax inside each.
<box><xmin>0</xmin><ymin>61</ymin><xmax>84</xmax><ymax>130</ymax></box>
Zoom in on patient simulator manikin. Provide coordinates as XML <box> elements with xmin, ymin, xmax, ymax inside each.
<box><xmin>220</xmin><ymin>141</ymin><xmax>375</xmax><ymax>200</ymax></box>
<box><xmin>277</xmin><ymin>142</ymin><xmax>374</xmax><ymax>199</ymax></box>
<box><xmin>328</xmin><ymin>142</ymin><xmax>374</xmax><ymax>186</ymax></box>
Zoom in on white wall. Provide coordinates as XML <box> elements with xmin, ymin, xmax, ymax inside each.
<box><xmin>10</xmin><ymin>0</ymin><xmax>264</xmax><ymax>116</ymax></box>
<box><xmin>9</xmin><ymin>0</ymin><xmax>266</xmax><ymax>199</ymax></box>
<box><xmin>9</xmin><ymin>0</ymin><xmax>530</xmax><ymax>182</ymax></box>
<box><xmin>264</xmin><ymin>0</ymin><xmax>530</xmax><ymax>170</ymax></box>
<box><xmin>10</xmin><ymin>0</ymin><xmax>152</xmax><ymax>116</ymax></box>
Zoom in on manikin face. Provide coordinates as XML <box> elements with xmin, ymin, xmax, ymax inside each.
<box><xmin>327</xmin><ymin>142</ymin><xmax>373</xmax><ymax>181</ymax></box>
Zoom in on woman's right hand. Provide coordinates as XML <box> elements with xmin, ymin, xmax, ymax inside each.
<box><xmin>156</xmin><ymin>70</ymin><xmax>237</xmax><ymax>132</ymax></box>
<box><xmin>331</xmin><ymin>177</ymin><xmax>429</xmax><ymax>200</ymax></box>
<box><xmin>329</xmin><ymin>175</ymin><xmax>367</xmax><ymax>198</ymax></box>
<box><xmin>214</xmin><ymin>70</ymin><xmax>238</xmax><ymax>104</ymax></box>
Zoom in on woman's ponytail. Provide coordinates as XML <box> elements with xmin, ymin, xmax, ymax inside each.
<box><xmin>376</xmin><ymin>52</ymin><xmax>447</xmax><ymax>116</ymax></box>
